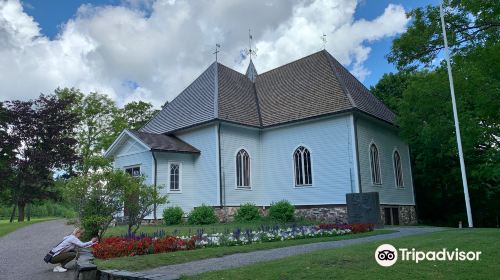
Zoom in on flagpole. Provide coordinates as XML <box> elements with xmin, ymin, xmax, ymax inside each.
<box><xmin>440</xmin><ymin>2</ymin><xmax>473</xmax><ymax>227</ymax></box>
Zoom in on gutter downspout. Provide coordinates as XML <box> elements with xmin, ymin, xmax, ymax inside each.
<box><xmin>152</xmin><ymin>151</ymin><xmax>158</xmax><ymax>220</ymax></box>
<box><xmin>217</xmin><ymin>122</ymin><xmax>228</xmax><ymax>222</ymax></box>
<box><xmin>218</xmin><ymin>122</ymin><xmax>224</xmax><ymax>208</ymax></box>
<box><xmin>353</xmin><ymin>114</ymin><xmax>362</xmax><ymax>193</ymax></box>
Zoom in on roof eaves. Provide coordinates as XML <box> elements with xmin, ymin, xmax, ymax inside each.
<box><xmin>262</xmin><ymin>108</ymin><xmax>355</xmax><ymax>129</ymax></box>
<box><xmin>151</xmin><ymin>148</ymin><xmax>200</xmax><ymax>154</ymax></box>
<box><xmin>352</xmin><ymin>108</ymin><xmax>399</xmax><ymax>128</ymax></box>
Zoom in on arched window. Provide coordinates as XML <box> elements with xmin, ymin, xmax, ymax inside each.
<box><xmin>294</xmin><ymin>146</ymin><xmax>312</xmax><ymax>186</ymax></box>
<box><xmin>370</xmin><ymin>143</ymin><xmax>381</xmax><ymax>185</ymax></box>
<box><xmin>393</xmin><ymin>150</ymin><xmax>404</xmax><ymax>187</ymax></box>
<box><xmin>236</xmin><ymin>149</ymin><xmax>250</xmax><ymax>187</ymax></box>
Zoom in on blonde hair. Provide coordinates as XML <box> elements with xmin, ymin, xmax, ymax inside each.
<box><xmin>72</xmin><ymin>227</ymin><xmax>84</xmax><ymax>235</ymax></box>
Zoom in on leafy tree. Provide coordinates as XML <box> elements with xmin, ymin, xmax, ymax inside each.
<box><xmin>55</xmin><ymin>88</ymin><xmax>157</xmax><ymax>174</ymax></box>
<box><xmin>104</xmin><ymin>101</ymin><xmax>158</xmax><ymax>150</ymax></box>
<box><xmin>377</xmin><ymin>44</ymin><xmax>499</xmax><ymax>226</ymax></box>
<box><xmin>123</xmin><ymin>175</ymin><xmax>167</xmax><ymax>233</ymax></box>
<box><xmin>5</xmin><ymin>94</ymin><xmax>80</xmax><ymax>221</ymax></box>
<box><xmin>67</xmin><ymin>168</ymin><xmax>167</xmax><ymax>238</ymax></box>
<box><xmin>372</xmin><ymin>0</ymin><xmax>500</xmax><ymax>226</ymax></box>
<box><xmin>58</xmin><ymin>89</ymin><xmax>118</xmax><ymax>174</ymax></box>
<box><xmin>0</xmin><ymin>102</ymin><xmax>15</xmax><ymax>201</ymax></box>
<box><xmin>377</xmin><ymin>0</ymin><xmax>499</xmax><ymax>226</ymax></box>
<box><xmin>370</xmin><ymin>71</ymin><xmax>412</xmax><ymax>114</ymax></box>
<box><xmin>387</xmin><ymin>0</ymin><xmax>499</xmax><ymax>70</ymax></box>
<box><xmin>67</xmin><ymin>169</ymin><xmax>124</xmax><ymax>240</ymax></box>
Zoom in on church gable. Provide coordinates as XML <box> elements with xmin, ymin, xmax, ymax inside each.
<box><xmin>115</xmin><ymin>139</ymin><xmax>148</xmax><ymax>157</ymax></box>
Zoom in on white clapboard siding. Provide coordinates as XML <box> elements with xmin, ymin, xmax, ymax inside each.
<box><xmin>356</xmin><ymin>115</ymin><xmax>415</xmax><ymax>205</ymax></box>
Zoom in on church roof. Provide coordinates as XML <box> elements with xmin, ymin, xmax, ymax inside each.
<box><xmin>141</xmin><ymin>50</ymin><xmax>395</xmax><ymax>134</ymax></box>
<box><xmin>129</xmin><ymin>130</ymin><xmax>200</xmax><ymax>153</ymax></box>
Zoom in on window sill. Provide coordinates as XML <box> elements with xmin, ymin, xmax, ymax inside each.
<box><xmin>294</xmin><ymin>185</ymin><xmax>314</xmax><ymax>189</ymax></box>
<box><xmin>167</xmin><ymin>190</ymin><xmax>182</xmax><ymax>194</ymax></box>
<box><xmin>235</xmin><ymin>186</ymin><xmax>252</xmax><ymax>191</ymax></box>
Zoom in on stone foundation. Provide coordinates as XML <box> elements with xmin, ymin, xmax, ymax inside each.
<box><xmin>214</xmin><ymin>205</ymin><xmax>347</xmax><ymax>223</ymax></box>
<box><xmin>294</xmin><ymin>205</ymin><xmax>347</xmax><ymax>223</ymax></box>
<box><xmin>214</xmin><ymin>204</ymin><xmax>416</xmax><ymax>225</ymax></box>
<box><xmin>380</xmin><ymin>205</ymin><xmax>417</xmax><ymax>225</ymax></box>
<box><xmin>399</xmin><ymin>205</ymin><xmax>417</xmax><ymax>224</ymax></box>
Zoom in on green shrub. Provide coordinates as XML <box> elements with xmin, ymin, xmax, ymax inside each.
<box><xmin>269</xmin><ymin>200</ymin><xmax>295</xmax><ymax>223</ymax></box>
<box><xmin>163</xmin><ymin>206</ymin><xmax>184</xmax><ymax>225</ymax></box>
<box><xmin>81</xmin><ymin>215</ymin><xmax>109</xmax><ymax>240</ymax></box>
<box><xmin>234</xmin><ymin>203</ymin><xmax>260</xmax><ymax>222</ymax></box>
<box><xmin>187</xmin><ymin>204</ymin><xmax>218</xmax><ymax>225</ymax></box>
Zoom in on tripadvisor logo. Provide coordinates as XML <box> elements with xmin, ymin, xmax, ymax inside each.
<box><xmin>375</xmin><ymin>244</ymin><xmax>398</xmax><ymax>267</ymax></box>
<box><xmin>375</xmin><ymin>244</ymin><xmax>482</xmax><ymax>267</ymax></box>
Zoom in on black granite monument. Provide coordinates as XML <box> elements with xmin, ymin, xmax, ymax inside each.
<box><xmin>346</xmin><ymin>192</ymin><xmax>382</xmax><ymax>227</ymax></box>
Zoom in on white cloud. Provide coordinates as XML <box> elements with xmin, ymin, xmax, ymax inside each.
<box><xmin>0</xmin><ymin>0</ymin><xmax>409</xmax><ymax>106</ymax></box>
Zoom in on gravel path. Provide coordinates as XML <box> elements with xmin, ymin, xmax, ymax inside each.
<box><xmin>141</xmin><ymin>227</ymin><xmax>445</xmax><ymax>280</ymax></box>
<box><xmin>0</xmin><ymin>219</ymin><xmax>76</xmax><ymax>280</ymax></box>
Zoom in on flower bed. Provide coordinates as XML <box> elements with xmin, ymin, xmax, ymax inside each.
<box><xmin>93</xmin><ymin>223</ymin><xmax>374</xmax><ymax>259</ymax></box>
<box><xmin>92</xmin><ymin>236</ymin><xmax>197</xmax><ymax>259</ymax></box>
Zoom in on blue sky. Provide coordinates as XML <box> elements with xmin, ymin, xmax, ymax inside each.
<box><xmin>1</xmin><ymin>0</ymin><xmax>438</xmax><ymax>105</ymax></box>
<box><xmin>21</xmin><ymin>0</ymin><xmax>437</xmax><ymax>88</ymax></box>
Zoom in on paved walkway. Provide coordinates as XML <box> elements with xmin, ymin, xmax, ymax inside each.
<box><xmin>141</xmin><ymin>226</ymin><xmax>445</xmax><ymax>279</ymax></box>
<box><xmin>0</xmin><ymin>219</ymin><xmax>76</xmax><ymax>280</ymax></box>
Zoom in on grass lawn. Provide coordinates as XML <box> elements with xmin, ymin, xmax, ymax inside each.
<box><xmin>183</xmin><ymin>228</ymin><xmax>500</xmax><ymax>280</ymax></box>
<box><xmin>0</xmin><ymin>217</ymin><xmax>57</xmax><ymax>237</ymax></box>
<box><xmin>95</xmin><ymin>229</ymin><xmax>395</xmax><ymax>271</ymax></box>
<box><xmin>105</xmin><ymin>219</ymin><xmax>320</xmax><ymax>237</ymax></box>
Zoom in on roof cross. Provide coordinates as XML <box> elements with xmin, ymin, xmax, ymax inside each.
<box><xmin>321</xmin><ymin>33</ymin><xmax>327</xmax><ymax>50</ymax></box>
<box><xmin>213</xmin><ymin>43</ymin><xmax>221</xmax><ymax>62</ymax></box>
<box><xmin>245</xmin><ymin>29</ymin><xmax>257</xmax><ymax>60</ymax></box>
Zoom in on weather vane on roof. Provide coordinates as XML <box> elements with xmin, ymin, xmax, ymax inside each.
<box><xmin>321</xmin><ymin>33</ymin><xmax>327</xmax><ymax>50</ymax></box>
<box><xmin>213</xmin><ymin>43</ymin><xmax>221</xmax><ymax>62</ymax></box>
<box><xmin>245</xmin><ymin>29</ymin><xmax>258</xmax><ymax>60</ymax></box>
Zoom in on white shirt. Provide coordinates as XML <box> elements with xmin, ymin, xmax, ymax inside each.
<box><xmin>52</xmin><ymin>234</ymin><xmax>95</xmax><ymax>256</ymax></box>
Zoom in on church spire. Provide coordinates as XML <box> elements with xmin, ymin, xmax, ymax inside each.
<box><xmin>245</xmin><ymin>29</ymin><xmax>258</xmax><ymax>82</ymax></box>
<box><xmin>246</xmin><ymin>59</ymin><xmax>258</xmax><ymax>82</ymax></box>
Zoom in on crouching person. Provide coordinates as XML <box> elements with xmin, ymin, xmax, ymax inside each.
<box><xmin>48</xmin><ymin>227</ymin><xmax>98</xmax><ymax>272</ymax></box>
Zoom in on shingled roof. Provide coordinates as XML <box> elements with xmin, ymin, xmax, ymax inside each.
<box><xmin>130</xmin><ymin>131</ymin><xmax>200</xmax><ymax>153</ymax></box>
<box><xmin>141</xmin><ymin>50</ymin><xmax>395</xmax><ymax>134</ymax></box>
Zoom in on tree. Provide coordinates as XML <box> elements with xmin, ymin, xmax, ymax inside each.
<box><xmin>64</xmin><ymin>90</ymin><xmax>118</xmax><ymax>174</ymax></box>
<box><xmin>0</xmin><ymin>102</ymin><xmax>15</xmax><ymax>201</ymax></box>
<box><xmin>123</xmin><ymin>175</ymin><xmax>167</xmax><ymax>233</ymax></box>
<box><xmin>104</xmin><ymin>101</ymin><xmax>158</xmax><ymax>150</ymax></box>
<box><xmin>376</xmin><ymin>44</ymin><xmax>499</xmax><ymax>226</ymax></box>
<box><xmin>377</xmin><ymin>0</ymin><xmax>499</xmax><ymax>226</ymax></box>
<box><xmin>55</xmin><ymin>88</ymin><xmax>158</xmax><ymax>174</ymax></box>
<box><xmin>5</xmin><ymin>94</ymin><xmax>80</xmax><ymax>221</ymax></box>
<box><xmin>387</xmin><ymin>0</ymin><xmax>499</xmax><ymax>70</ymax></box>
<box><xmin>370</xmin><ymin>71</ymin><xmax>412</xmax><ymax>114</ymax></box>
<box><xmin>67</xmin><ymin>168</ymin><xmax>167</xmax><ymax>239</ymax></box>
<box><xmin>67</xmin><ymin>168</ymin><xmax>126</xmax><ymax>240</ymax></box>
